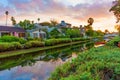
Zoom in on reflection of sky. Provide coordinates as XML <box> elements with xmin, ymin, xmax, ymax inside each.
<box><xmin>0</xmin><ymin>60</ymin><xmax>64</xmax><ymax>80</ymax></box>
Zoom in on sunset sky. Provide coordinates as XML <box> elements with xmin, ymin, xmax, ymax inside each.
<box><xmin>0</xmin><ymin>0</ymin><xmax>118</xmax><ymax>32</ymax></box>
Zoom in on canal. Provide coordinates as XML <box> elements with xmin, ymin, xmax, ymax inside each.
<box><xmin>0</xmin><ymin>42</ymin><xmax>94</xmax><ymax>80</ymax></box>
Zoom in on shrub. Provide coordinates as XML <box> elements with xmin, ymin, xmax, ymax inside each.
<box><xmin>24</xmin><ymin>41</ymin><xmax>44</xmax><ymax>49</ymax></box>
<box><xmin>45</xmin><ymin>38</ymin><xmax>72</xmax><ymax>46</ymax></box>
<box><xmin>11</xmin><ymin>42</ymin><xmax>23</xmax><ymax>49</ymax></box>
<box><xmin>24</xmin><ymin>42</ymin><xmax>32</xmax><ymax>49</ymax></box>
<box><xmin>0</xmin><ymin>36</ymin><xmax>26</xmax><ymax>44</ymax></box>
<box><xmin>72</xmin><ymin>38</ymin><xmax>90</xmax><ymax>42</ymax></box>
<box><xmin>26</xmin><ymin>37</ymin><xmax>34</xmax><ymax>41</ymax></box>
<box><xmin>18</xmin><ymin>38</ymin><xmax>27</xmax><ymax>44</ymax></box>
<box><xmin>49</xmin><ymin>46</ymin><xmax>120</xmax><ymax>80</ymax></box>
<box><xmin>106</xmin><ymin>36</ymin><xmax>120</xmax><ymax>46</ymax></box>
<box><xmin>0</xmin><ymin>42</ymin><xmax>22</xmax><ymax>52</ymax></box>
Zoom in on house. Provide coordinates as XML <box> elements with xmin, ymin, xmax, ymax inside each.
<box><xmin>27</xmin><ymin>23</ymin><xmax>47</xmax><ymax>39</ymax></box>
<box><xmin>57</xmin><ymin>21</ymin><xmax>71</xmax><ymax>28</ymax></box>
<box><xmin>79</xmin><ymin>25</ymin><xmax>86</xmax><ymax>37</ymax></box>
<box><xmin>104</xmin><ymin>32</ymin><xmax>118</xmax><ymax>42</ymax></box>
<box><xmin>0</xmin><ymin>26</ymin><xmax>26</xmax><ymax>38</ymax></box>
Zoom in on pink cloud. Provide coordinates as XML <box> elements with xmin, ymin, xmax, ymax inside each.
<box><xmin>0</xmin><ymin>0</ymin><xmax>116</xmax><ymax>31</ymax></box>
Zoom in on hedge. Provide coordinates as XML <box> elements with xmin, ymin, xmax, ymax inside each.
<box><xmin>0</xmin><ymin>36</ymin><xmax>26</xmax><ymax>44</ymax></box>
<box><xmin>24</xmin><ymin>41</ymin><xmax>45</xmax><ymax>49</ymax></box>
<box><xmin>45</xmin><ymin>38</ymin><xmax>72</xmax><ymax>46</ymax></box>
<box><xmin>0</xmin><ymin>42</ymin><xmax>22</xmax><ymax>52</ymax></box>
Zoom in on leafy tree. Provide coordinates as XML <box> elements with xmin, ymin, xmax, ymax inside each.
<box><xmin>18</xmin><ymin>19</ymin><xmax>34</xmax><ymax>30</ymax></box>
<box><xmin>66</xmin><ymin>28</ymin><xmax>81</xmax><ymax>38</ymax></box>
<box><xmin>115</xmin><ymin>24</ymin><xmax>120</xmax><ymax>35</ymax></box>
<box><xmin>110</xmin><ymin>0</ymin><xmax>120</xmax><ymax>23</ymax></box>
<box><xmin>11</xmin><ymin>16</ymin><xmax>16</xmax><ymax>25</ymax></box>
<box><xmin>110</xmin><ymin>0</ymin><xmax>120</xmax><ymax>36</ymax></box>
<box><xmin>84</xmin><ymin>25</ymin><xmax>93</xmax><ymax>31</ymax></box>
<box><xmin>86</xmin><ymin>29</ymin><xmax>94</xmax><ymax>37</ymax></box>
<box><xmin>104</xmin><ymin>29</ymin><xmax>109</xmax><ymax>34</ymax></box>
<box><xmin>49</xmin><ymin>28</ymin><xmax>62</xmax><ymax>38</ymax></box>
<box><xmin>95</xmin><ymin>30</ymin><xmax>104</xmax><ymax>36</ymax></box>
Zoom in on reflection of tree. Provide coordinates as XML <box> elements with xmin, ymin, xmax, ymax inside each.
<box><xmin>0</xmin><ymin>51</ymin><xmax>45</xmax><ymax>71</ymax></box>
<box><xmin>0</xmin><ymin>42</ymin><xmax>94</xmax><ymax>71</ymax></box>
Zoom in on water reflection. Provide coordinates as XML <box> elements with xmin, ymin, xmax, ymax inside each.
<box><xmin>0</xmin><ymin>42</ymin><xmax>94</xmax><ymax>80</ymax></box>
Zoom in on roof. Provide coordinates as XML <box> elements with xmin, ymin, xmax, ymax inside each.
<box><xmin>0</xmin><ymin>26</ymin><xmax>26</xmax><ymax>32</ymax></box>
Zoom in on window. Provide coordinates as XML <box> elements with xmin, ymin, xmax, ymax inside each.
<box><xmin>33</xmin><ymin>33</ymin><xmax>38</xmax><ymax>38</ymax></box>
<box><xmin>18</xmin><ymin>33</ymin><xmax>25</xmax><ymax>37</ymax></box>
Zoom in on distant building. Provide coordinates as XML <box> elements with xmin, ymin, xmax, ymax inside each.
<box><xmin>0</xmin><ymin>26</ymin><xmax>26</xmax><ymax>38</ymax></box>
<box><xmin>79</xmin><ymin>25</ymin><xmax>86</xmax><ymax>37</ymax></box>
<box><xmin>104</xmin><ymin>32</ymin><xmax>119</xmax><ymax>42</ymax></box>
<box><xmin>57</xmin><ymin>21</ymin><xmax>71</xmax><ymax>28</ymax></box>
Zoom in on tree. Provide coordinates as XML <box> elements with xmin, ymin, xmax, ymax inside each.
<box><xmin>5</xmin><ymin>11</ymin><xmax>9</xmax><ymax>26</ymax></box>
<box><xmin>18</xmin><ymin>19</ymin><xmax>34</xmax><ymax>30</ymax></box>
<box><xmin>49</xmin><ymin>28</ymin><xmax>62</xmax><ymax>38</ymax></box>
<box><xmin>115</xmin><ymin>24</ymin><xmax>120</xmax><ymax>35</ymax></box>
<box><xmin>66</xmin><ymin>28</ymin><xmax>81</xmax><ymax>38</ymax></box>
<box><xmin>110</xmin><ymin>0</ymin><xmax>120</xmax><ymax>23</ymax></box>
<box><xmin>11</xmin><ymin>16</ymin><xmax>16</xmax><ymax>25</ymax></box>
<box><xmin>104</xmin><ymin>29</ymin><xmax>109</xmax><ymax>34</ymax></box>
<box><xmin>110</xmin><ymin>1</ymin><xmax>120</xmax><ymax>36</ymax></box>
<box><xmin>85</xmin><ymin>18</ymin><xmax>94</xmax><ymax>31</ymax></box>
<box><xmin>87</xmin><ymin>17</ymin><xmax>94</xmax><ymax>25</ymax></box>
<box><xmin>37</xmin><ymin>18</ymin><xmax>40</xmax><ymax>23</ymax></box>
<box><xmin>85</xmin><ymin>18</ymin><xmax>94</xmax><ymax>37</ymax></box>
<box><xmin>50</xmin><ymin>19</ymin><xmax>58</xmax><ymax>27</ymax></box>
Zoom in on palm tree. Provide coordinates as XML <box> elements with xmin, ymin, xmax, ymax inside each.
<box><xmin>37</xmin><ymin>18</ymin><xmax>40</xmax><ymax>23</ymax></box>
<box><xmin>87</xmin><ymin>17</ymin><xmax>94</xmax><ymax>25</ymax></box>
<box><xmin>5</xmin><ymin>11</ymin><xmax>9</xmax><ymax>26</ymax></box>
<box><xmin>11</xmin><ymin>16</ymin><xmax>16</xmax><ymax>25</ymax></box>
<box><xmin>50</xmin><ymin>19</ymin><xmax>58</xmax><ymax>27</ymax></box>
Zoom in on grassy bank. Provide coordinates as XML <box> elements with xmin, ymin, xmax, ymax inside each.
<box><xmin>49</xmin><ymin>45</ymin><xmax>120</xmax><ymax>80</ymax></box>
<box><xmin>0</xmin><ymin>40</ymin><xmax>89</xmax><ymax>58</ymax></box>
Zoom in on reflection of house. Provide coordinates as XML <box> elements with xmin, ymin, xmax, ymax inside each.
<box><xmin>57</xmin><ymin>21</ymin><xmax>71</xmax><ymax>28</ymax></box>
<box><xmin>0</xmin><ymin>26</ymin><xmax>26</xmax><ymax>38</ymax></box>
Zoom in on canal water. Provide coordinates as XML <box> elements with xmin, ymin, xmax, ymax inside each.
<box><xmin>0</xmin><ymin>42</ymin><xmax>94</xmax><ymax>80</ymax></box>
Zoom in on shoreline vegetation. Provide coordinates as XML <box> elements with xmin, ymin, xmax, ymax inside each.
<box><xmin>0</xmin><ymin>40</ymin><xmax>90</xmax><ymax>59</ymax></box>
<box><xmin>49</xmin><ymin>36</ymin><xmax>120</xmax><ymax>80</ymax></box>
